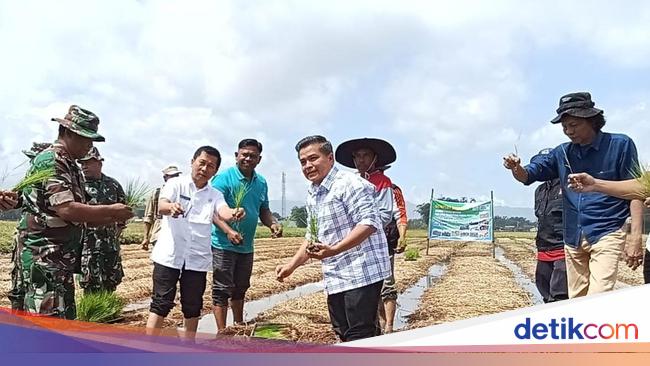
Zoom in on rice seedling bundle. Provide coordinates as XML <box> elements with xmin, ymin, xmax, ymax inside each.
<box><xmin>124</xmin><ymin>178</ymin><xmax>151</xmax><ymax>208</ymax></box>
<box><xmin>77</xmin><ymin>291</ymin><xmax>125</xmax><ymax>323</ymax></box>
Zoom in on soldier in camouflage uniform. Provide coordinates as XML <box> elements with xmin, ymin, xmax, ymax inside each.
<box><xmin>0</xmin><ymin>105</ymin><xmax>133</xmax><ymax>319</ymax></box>
<box><xmin>140</xmin><ymin>165</ymin><xmax>181</xmax><ymax>250</ymax></box>
<box><xmin>8</xmin><ymin>142</ymin><xmax>52</xmax><ymax>311</ymax></box>
<box><xmin>78</xmin><ymin>147</ymin><xmax>127</xmax><ymax>293</ymax></box>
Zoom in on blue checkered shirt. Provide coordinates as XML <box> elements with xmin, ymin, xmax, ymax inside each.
<box><xmin>306</xmin><ymin>166</ymin><xmax>391</xmax><ymax>295</ymax></box>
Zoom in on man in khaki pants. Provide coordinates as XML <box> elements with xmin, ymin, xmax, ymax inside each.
<box><xmin>503</xmin><ymin>92</ymin><xmax>643</xmax><ymax>297</ymax></box>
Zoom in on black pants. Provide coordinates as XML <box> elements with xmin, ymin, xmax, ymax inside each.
<box><xmin>643</xmin><ymin>249</ymin><xmax>650</xmax><ymax>283</ymax></box>
<box><xmin>535</xmin><ymin>259</ymin><xmax>568</xmax><ymax>303</ymax></box>
<box><xmin>327</xmin><ymin>281</ymin><xmax>383</xmax><ymax>342</ymax></box>
<box><xmin>211</xmin><ymin>248</ymin><xmax>254</xmax><ymax>306</ymax></box>
<box><xmin>150</xmin><ymin>262</ymin><xmax>206</xmax><ymax>318</ymax></box>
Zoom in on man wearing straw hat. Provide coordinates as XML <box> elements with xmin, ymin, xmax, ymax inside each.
<box><xmin>335</xmin><ymin>138</ymin><xmax>400</xmax><ymax>334</ymax></box>
<box><xmin>0</xmin><ymin>105</ymin><xmax>133</xmax><ymax>319</ymax></box>
<box><xmin>141</xmin><ymin>165</ymin><xmax>182</xmax><ymax>250</ymax></box>
<box><xmin>78</xmin><ymin>146</ymin><xmax>127</xmax><ymax>294</ymax></box>
<box><xmin>503</xmin><ymin>92</ymin><xmax>643</xmax><ymax>298</ymax></box>
<box><xmin>7</xmin><ymin>142</ymin><xmax>51</xmax><ymax>311</ymax></box>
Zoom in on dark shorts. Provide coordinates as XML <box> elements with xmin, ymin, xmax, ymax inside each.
<box><xmin>150</xmin><ymin>262</ymin><xmax>206</xmax><ymax>318</ymax></box>
<box><xmin>211</xmin><ymin>248</ymin><xmax>254</xmax><ymax>306</ymax></box>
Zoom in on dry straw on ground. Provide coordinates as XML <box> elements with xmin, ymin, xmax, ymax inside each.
<box><xmin>408</xmin><ymin>243</ymin><xmax>532</xmax><ymax>329</ymax></box>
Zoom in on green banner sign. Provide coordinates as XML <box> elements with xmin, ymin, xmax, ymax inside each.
<box><xmin>428</xmin><ymin>199</ymin><xmax>493</xmax><ymax>241</ymax></box>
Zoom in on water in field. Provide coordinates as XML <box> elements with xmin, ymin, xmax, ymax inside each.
<box><xmin>393</xmin><ymin>263</ymin><xmax>447</xmax><ymax>330</ymax></box>
<box><xmin>494</xmin><ymin>246</ymin><xmax>544</xmax><ymax>304</ymax></box>
<box><xmin>196</xmin><ymin>281</ymin><xmax>324</xmax><ymax>334</ymax></box>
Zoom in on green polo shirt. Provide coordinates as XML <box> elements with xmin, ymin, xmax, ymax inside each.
<box><xmin>210</xmin><ymin>166</ymin><xmax>269</xmax><ymax>253</ymax></box>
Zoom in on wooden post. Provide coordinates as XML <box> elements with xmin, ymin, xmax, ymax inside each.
<box><xmin>491</xmin><ymin>190</ymin><xmax>495</xmax><ymax>258</ymax></box>
<box><xmin>426</xmin><ymin>188</ymin><xmax>434</xmax><ymax>255</ymax></box>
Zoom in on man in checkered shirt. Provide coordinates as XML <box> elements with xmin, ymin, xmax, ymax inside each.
<box><xmin>276</xmin><ymin>135</ymin><xmax>391</xmax><ymax>342</ymax></box>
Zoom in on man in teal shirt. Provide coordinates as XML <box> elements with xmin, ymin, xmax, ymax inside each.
<box><xmin>211</xmin><ymin>138</ymin><xmax>283</xmax><ymax>332</ymax></box>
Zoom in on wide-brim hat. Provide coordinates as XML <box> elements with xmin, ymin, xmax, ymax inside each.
<box><xmin>22</xmin><ymin>142</ymin><xmax>52</xmax><ymax>159</ymax></box>
<box><xmin>51</xmin><ymin>105</ymin><xmax>105</xmax><ymax>142</ymax></box>
<box><xmin>162</xmin><ymin>165</ymin><xmax>182</xmax><ymax>177</ymax></box>
<box><xmin>550</xmin><ymin>92</ymin><xmax>603</xmax><ymax>124</ymax></box>
<box><xmin>335</xmin><ymin>138</ymin><xmax>396</xmax><ymax>169</ymax></box>
<box><xmin>78</xmin><ymin>146</ymin><xmax>104</xmax><ymax>162</ymax></box>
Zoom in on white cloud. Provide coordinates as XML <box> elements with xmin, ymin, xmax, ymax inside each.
<box><xmin>3</xmin><ymin>0</ymin><xmax>650</xmax><ymax>209</ymax></box>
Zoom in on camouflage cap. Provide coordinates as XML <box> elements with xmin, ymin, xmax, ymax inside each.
<box><xmin>22</xmin><ymin>142</ymin><xmax>52</xmax><ymax>159</ymax></box>
<box><xmin>78</xmin><ymin>146</ymin><xmax>104</xmax><ymax>162</ymax></box>
<box><xmin>162</xmin><ymin>165</ymin><xmax>181</xmax><ymax>177</ymax></box>
<box><xmin>51</xmin><ymin>105</ymin><xmax>105</xmax><ymax>142</ymax></box>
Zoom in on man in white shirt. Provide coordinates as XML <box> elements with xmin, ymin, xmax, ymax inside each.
<box><xmin>146</xmin><ymin>146</ymin><xmax>244</xmax><ymax>337</ymax></box>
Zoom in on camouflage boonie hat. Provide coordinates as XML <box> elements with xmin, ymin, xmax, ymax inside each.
<box><xmin>22</xmin><ymin>142</ymin><xmax>52</xmax><ymax>159</ymax></box>
<box><xmin>51</xmin><ymin>105</ymin><xmax>105</xmax><ymax>142</ymax></box>
<box><xmin>78</xmin><ymin>146</ymin><xmax>104</xmax><ymax>162</ymax></box>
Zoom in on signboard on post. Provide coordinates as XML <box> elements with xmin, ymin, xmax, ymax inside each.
<box><xmin>428</xmin><ymin>199</ymin><xmax>494</xmax><ymax>242</ymax></box>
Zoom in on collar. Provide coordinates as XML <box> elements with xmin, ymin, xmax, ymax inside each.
<box><xmin>309</xmin><ymin>166</ymin><xmax>338</xmax><ymax>194</ymax></box>
<box><xmin>574</xmin><ymin>130</ymin><xmax>603</xmax><ymax>152</ymax></box>
<box><xmin>182</xmin><ymin>174</ymin><xmax>210</xmax><ymax>192</ymax></box>
<box><xmin>234</xmin><ymin>166</ymin><xmax>257</xmax><ymax>183</ymax></box>
<box><xmin>52</xmin><ymin>141</ymin><xmax>73</xmax><ymax>161</ymax></box>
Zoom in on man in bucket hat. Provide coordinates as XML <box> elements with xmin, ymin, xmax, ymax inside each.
<box><xmin>141</xmin><ymin>165</ymin><xmax>182</xmax><ymax>250</ymax></box>
<box><xmin>335</xmin><ymin>138</ymin><xmax>399</xmax><ymax>334</ymax></box>
<box><xmin>503</xmin><ymin>92</ymin><xmax>643</xmax><ymax>298</ymax></box>
<box><xmin>0</xmin><ymin>105</ymin><xmax>133</xmax><ymax>319</ymax></box>
<box><xmin>78</xmin><ymin>147</ymin><xmax>127</xmax><ymax>294</ymax></box>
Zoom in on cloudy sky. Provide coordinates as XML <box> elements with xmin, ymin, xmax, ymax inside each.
<box><xmin>2</xmin><ymin>0</ymin><xmax>650</xmax><ymax>212</ymax></box>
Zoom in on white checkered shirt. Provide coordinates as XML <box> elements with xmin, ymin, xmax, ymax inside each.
<box><xmin>306</xmin><ymin>166</ymin><xmax>391</xmax><ymax>295</ymax></box>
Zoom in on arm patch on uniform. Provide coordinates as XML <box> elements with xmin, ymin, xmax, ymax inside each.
<box><xmin>49</xmin><ymin>190</ymin><xmax>75</xmax><ymax>206</ymax></box>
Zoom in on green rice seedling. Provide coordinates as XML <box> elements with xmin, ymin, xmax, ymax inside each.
<box><xmin>12</xmin><ymin>168</ymin><xmax>55</xmax><ymax>193</ymax></box>
<box><xmin>231</xmin><ymin>182</ymin><xmax>250</xmax><ymax>233</ymax></box>
<box><xmin>76</xmin><ymin>291</ymin><xmax>125</xmax><ymax>323</ymax></box>
<box><xmin>253</xmin><ymin>323</ymin><xmax>289</xmax><ymax>340</ymax></box>
<box><xmin>306</xmin><ymin>206</ymin><xmax>320</xmax><ymax>253</ymax></box>
<box><xmin>124</xmin><ymin>178</ymin><xmax>151</xmax><ymax>208</ymax></box>
<box><xmin>404</xmin><ymin>247</ymin><xmax>420</xmax><ymax>261</ymax></box>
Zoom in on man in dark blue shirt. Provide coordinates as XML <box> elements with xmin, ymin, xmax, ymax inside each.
<box><xmin>503</xmin><ymin>92</ymin><xmax>643</xmax><ymax>298</ymax></box>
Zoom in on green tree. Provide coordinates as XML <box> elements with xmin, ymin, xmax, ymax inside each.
<box><xmin>290</xmin><ymin>206</ymin><xmax>308</xmax><ymax>228</ymax></box>
<box><xmin>416</xmin><ymin>202</ymin><xmax>430</xmax><ymax>224</ymax></box>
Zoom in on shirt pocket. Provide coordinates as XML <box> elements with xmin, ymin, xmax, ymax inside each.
<box><xmin>187</xmin><ymin>200</ymin><xmax>214</xmax><ymax>225</ymax></box>
<box><xmin>319</xmin><ymin>199</ymin><xmax>347</xmax><ymax>242</ymax></box>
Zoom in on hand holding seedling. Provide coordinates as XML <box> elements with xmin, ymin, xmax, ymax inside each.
<box><xmin>231</xmin><ymin>207</ymin><xmax>246</xmax><ymax>221</ymax></box>
<box><xmin>502</xmin><ymin>153</ymin><xmax>521</xmax><ymax>170</ymax></box>
<box><xmin>306</xmin><ymin>243</ymin><xmax>338</xmax><ymax>260</ymax></box>
<box><xmin>0</xmin><ymin>190</ymin><xmax>18</xmax><ymax>210</ymax></box>
<box><xmin>567</xmin><ymin>173</ymin><xmax>595</xmax><ymax>192</ymax></box>
<box><xmin>169</xmin><ymin>202</ymin><xmax>184</xmax><ymax>218</ymax></box>
<box><xmin>227</xmin><ymin>230</ymin><xmax>243</xmax><ymax>245</ymax></box>
<box><xmin>109</xmin><ymin>203</ymin><xmax>134</xmax><ymax>221</ymax></box>
<box><xmin>270</xmin><ymin>223</ymin><xmax>283</xmax><ymax>238</ymax></box>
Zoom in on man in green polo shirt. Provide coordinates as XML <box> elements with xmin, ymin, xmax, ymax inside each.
<box><xmin>210</xmin><ymin>138</ymin><xmax>283</xmax><ymax>332</ymax></box>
